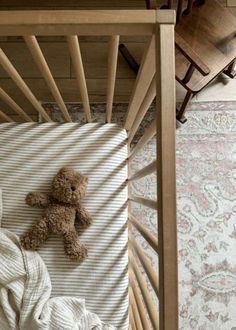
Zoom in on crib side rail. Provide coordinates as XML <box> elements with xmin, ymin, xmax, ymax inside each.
<box><xmin>127</xmin><ymin>18</ymin><xmax>177</xmax><ymax>330</ymax></box>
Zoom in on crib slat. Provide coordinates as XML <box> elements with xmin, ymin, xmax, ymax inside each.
<box><xmin>130</xmin><ymin>195</ymin><xmax>157</xmax><ymax>210</ymax></box>
<box><xmin>0</xmin><ymin>49</ymin><xmax>52</xmax><ymax>122</ymax></box>
<box><xmin>156</xmin><ymin>23</ymin><xmax>178</xmax><ymax>330</ymax></box>
<box><xmin>128</xmin><ymin>76</ymin><xmax>155</xmax><ymax>144</ymax></box>
<box><xmin>124</xmin><ymin>34</ymin><xmax>155</xmax><ymax>131</ymax></box>
<box><xmin>130</xmin><ymin>233</ymin><xmax>159</xmax><ymax>297</ymax></box>
<box><xmin>129</xmin><ymin>307</ymin><xmax>137</xmax><ymax>330</ymax></box>
<box><xmin>24</xmin><ymin>36</ymin><xmax>72</xmax><ymax>122</ymax></box>
<box><xmin>0</xmin><ymin>109</ymin><xmax>14</xmax><ymax>122</ymax></box>
<box><xmin>130</xmin><ymin>251</ymin><xmax>159</xmax><ymax>329</ymax></box>
<box><xmin>0</xmin><ymin>87</ymin><xmax>33</xmax><ymax>122</ymax></box>
<box><xmin>129</xmin><ymin>118</ymin><xmax>156</xmax><ymax>161</ymax></box>
<box><xmin>67</xmin><ymin>36</ymin><xmax>91</xmax><ymax>123</ymax></box>
<box><xmin>129</xmin><ymin>287</ymin><xmax>143</xmax><ymax>330</ymax></box>
<box><xmin>129</xmin><ymin>160</ymin><xmax>156</xmax><ymax>181</ymax></box>
<box><xmin>106</xmin><ymin>35</ymin><xmax>119</xmax><ymax>123</ymax></box>
<box><xmin>129</xmin><ymin>213</ymin><xmax>158</xmax><ymax>253</ymax></box>
<box><xmin>130</xmin><ymin>270</ymin><xmax>152</xmax><ymax>329</ymax></box>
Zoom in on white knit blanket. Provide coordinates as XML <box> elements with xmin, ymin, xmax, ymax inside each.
<box><xmin>0</xmin><ymin>229</ymin><xmax>114</xmax><ymax>330</ymax></box>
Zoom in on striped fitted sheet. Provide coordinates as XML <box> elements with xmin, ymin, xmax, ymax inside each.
<box><xmin>0</xmin><ymin>123</ymin><xmax>129</xmax><ymax>329</ymax></box>
<box><xmin>0</xmin><ymin>189</ymin><xmax>2</xmax><ymax>221</ymax></box>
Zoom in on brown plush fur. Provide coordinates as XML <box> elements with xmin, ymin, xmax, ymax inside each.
<box><xmin>20</xmin><ymin>167</ymin><xmax>92</xmax><ymax>261</ymax></box>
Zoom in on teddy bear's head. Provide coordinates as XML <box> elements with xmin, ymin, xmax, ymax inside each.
<box><xmin>51</xmin><ymin>167</ymin><xmax>88</xmax><ymax>204</ymax></box>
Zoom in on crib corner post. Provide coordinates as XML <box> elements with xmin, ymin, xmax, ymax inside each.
<box><xmin>155</xmin><ymin>12</ymin><xmax>178</xmax><ymax>330</ymax></box>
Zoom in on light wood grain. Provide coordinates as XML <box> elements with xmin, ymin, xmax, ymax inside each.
<box><xmin>128</xmin><ymin>75</ymin><xmax>156</xmax><ymax>143</ymax></box>
<box><xmin>0</xmin><ymin>78</ymin><xmax>135</xmax><ymax>116</ymax></box>
<box><xmin>125</xmin><ymin>34</ymin><xmax>155</xmax><ymax>131</ymax></box>
<box><xmin>129</xmin><ymin>213</ymin><xmax>158</xmax><ymax>253</ymax></box>
<box><xmin>130</xmin><ymin>270</ymin><xmax>152</xmax><ymax>330</ymax></box>
<box><xmin>0</xmin><ymin>109</ymin><xmax>14</xmax><ymax>122</ymax></box>
<box><xmin>130</xmin><ymin>195</ymin><xmax>157</xmax><ymax>210</ymax></box>
<box><xmin>130</xmin><ymin>232</ymin><xmax>159</xmax><ymax>297</ymax></box>
<box><xmin>129</xmin><ymin>159</ymin><xmax>156</xmax><ymax>181</ymax></box>
<box><xmin>24</xmin><ymin>36</ymin><xmax>71</xmax><ymax>122</ymax></box>
<box><xmin>0</xmin><ymin>87</ymin><xmax>32</xmax><ymax>121</ymax></box>
<box><xmin>0</xmin><ymin>112</ymin><xmax>38</xmax><ymax>123</ymax></box>
<box><xmin>0</xmin><ymin>48</ymin><xmax>51</xmax><ymax>121</ymax></box>
<box><xmin>156</xmin><ymin>22</ymin><xmax>178</xmax><ymax>330</ymax></box>
<box><xmin>0</xmin><ymin>10</ymin><xmax>156</xmax><ymax>36</ymax></box>
<box><xmin>129</xmin><ymin>287</ymin><xmax>143</xmax><ymax>330</ymax></box>
<box><xmin>130</xmin><ymin>250</ymin><xmax>159</xmax><ymax>329</ymax></box>
<box><xmin>67</xmin><ymin>36</ymin><xmax>91</xmax><ymax>122</ymax></box>
<box><xmin>129</xmin><ymin>307</ymin><xmax>137</xmax><ymax>330</ymax></box>
<box><xmin>71</xmin><ymin>41</ymin><xmax>143</xmax><ymax>79</ymax></box>
<box><xmin>0</xmin><ymin>42</ymin><xmax>70</xmax><ymax>78</ymax></box>
<box><xmin>129</xmin><ymin>117</ymin><xmax>156</xmax><ymax>160</ymax></box>
<box><xmin>106</xmin><ymin>35</ymin><xmax>119</xmax><ymax>123</ymax></box>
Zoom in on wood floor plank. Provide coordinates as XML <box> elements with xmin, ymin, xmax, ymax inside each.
<box><xmin>0</xmin><ymin>78</ymin><xmax>135</xmax><ymax>115</ymax></box>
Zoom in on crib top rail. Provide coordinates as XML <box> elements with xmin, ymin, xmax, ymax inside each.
<box><xmin>0</xmin><ymin>10</ymin><xmax>175</xmax><ymax>36</ymax></box>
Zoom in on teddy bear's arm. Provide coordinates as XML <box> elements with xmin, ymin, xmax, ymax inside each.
<box><xmin>75</xmin><ymin>204</ymin><xmax>92</xmax><ymax>228</ymax></box>
<box><xmin>26</xmin><ymin>192</ymin><xmax>51</xmax><ymax>208</ymax></box>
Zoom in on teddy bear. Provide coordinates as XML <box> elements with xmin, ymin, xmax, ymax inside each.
<box><xmin>20</xmin><ymin>167</ymin><xmax>92</xmax><ymax>261</ymax></box>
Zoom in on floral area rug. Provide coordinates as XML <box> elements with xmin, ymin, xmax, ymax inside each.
<box><xmin>177</xmin><ymin>102</ymin><xmax>236</xmax><ymax>330</ymax></box>
<box><xmin>45</xmin><ymin>101</ymin><xmax>236</xmax><ymax>330</ymax></box>
<box><xmin>131</xmin><ymin>101</ymin><xmax>236</xmax><ymax>330</ymax></box>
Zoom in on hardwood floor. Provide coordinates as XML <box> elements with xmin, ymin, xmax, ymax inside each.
<box><xmin>0</xmin><ymin>1</ymin><xmax>235</xmax><ymax>119</ymax></box>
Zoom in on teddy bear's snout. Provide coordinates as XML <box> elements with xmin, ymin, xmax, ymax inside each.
<box><xmin>71</xmin><ymin>185</ymin><xmax>76</xmax><ymax>191</ymax></box>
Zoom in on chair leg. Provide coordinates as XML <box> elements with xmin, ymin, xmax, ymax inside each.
<box><xmin>160</xmin><ymin>0</ymin><xmax>173</xmax><ymax>9</ymax></box>
<box><xmin>194</xmin><ymin>0</ymin><xmax>206</xmax><ymax>6</ymax></box>
<box><xmin>118</xmin><ymin>44</ymin><xmax>140</xmax><ymax>74</ymax></box>
<box><xmin>179</xmin><ymin>0</ymin><xmax>205</xmax><ymax>21</ymax></box>
<box><xmin>176</xmin><ymin>90</ymin><xmax>193</xmax><ymax>123</ymax></box>
<box><xmin>145</xmin><ymin>0</ymin><xmax>157</xmax><ymax>9</ymax></box>
<box><xmin>177</xmin><ymin>0</ymin><xmax>184</xmax><ymax>23</ymax></box>
<box><xmin>183</xmin><ymin>0</ymin><xmax>194</xmax><ymax>16</ymax></box>
<box><xmin>224</xmin><ymin>60</ymin><xmax>236</xmax><ymax>78</ymax></box>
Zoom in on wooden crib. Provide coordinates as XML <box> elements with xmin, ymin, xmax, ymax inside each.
<box><xmin>0</xmin><ymin>9</ymin><xmax>177</xmax><ymax>330</ymax></box>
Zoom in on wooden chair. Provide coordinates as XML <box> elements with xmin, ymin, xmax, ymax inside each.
<box><xmin>175</xmin><ymin>0</ymin><xmax>236</xmax><ymax>122</ymax></box>
<box><xmin>120</xmin><ymin>0</ymin><xmax>236</xmax><ymax>123</ymax></box>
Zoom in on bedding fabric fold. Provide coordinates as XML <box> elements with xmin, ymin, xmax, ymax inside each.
<box><xmin>0</xmin><ymin>229</ymin><xmax>114</xmax><ymax>330</ymax></box>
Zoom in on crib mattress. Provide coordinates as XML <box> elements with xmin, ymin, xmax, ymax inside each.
<box><xmin>0</xmin><ymin>123</ymin><xmax>129</xmax><ymax>329</ymax></box>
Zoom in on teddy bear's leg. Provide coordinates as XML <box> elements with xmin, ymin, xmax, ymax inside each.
<box><xmin>63</xmin><ymin>228</ymin><xmax>87</xmax><ymax>261</ymax></box>
<box><xmin>21</xmin><ymin>217</ymin><xmax>49</xmax><ymax>250</ymax></box>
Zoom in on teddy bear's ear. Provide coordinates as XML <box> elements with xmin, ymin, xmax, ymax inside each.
<box><xmin>58</xmin><ymin>167</ymin><xmax>70</xmax><ymax>174</ymax></box>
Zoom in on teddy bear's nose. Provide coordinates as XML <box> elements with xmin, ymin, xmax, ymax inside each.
<box><xmin>71</xmin><ymin>186</ymin><xmax>76</xmax><ymax>191</ymax></box>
